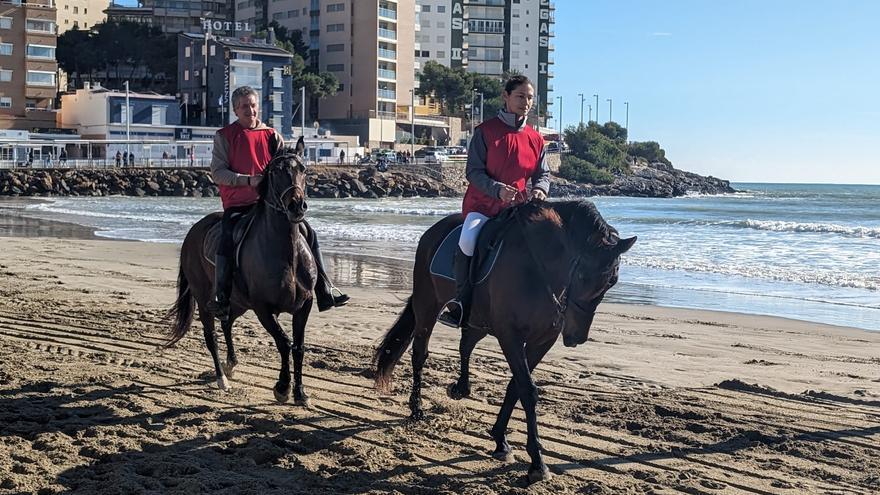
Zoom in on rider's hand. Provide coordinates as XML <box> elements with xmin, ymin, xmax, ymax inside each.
<box><xmin>248</xmin><ymin>174</ymin><xmax>263</xmax><ymax>187</ymax></box>
<box><xmin>530</xmin><ymin>188</ymin><xmax>547</xmax><ymax>201</ymax></box>
<box><xmin>498</xmin><ymin>184</ymin><xmax>518</xmax><ymax>203</ymax></box>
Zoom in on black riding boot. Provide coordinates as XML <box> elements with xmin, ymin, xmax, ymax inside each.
<box><xmin>438</xmin><ymin>248</ymin><xmax>472</xmax><ymax>328</ymax></box>
<box><xmin>206</xmin><ymin>254</ymin><xmax>233</xmax><ymax>321</ymax></box>
<box><xmin>306</xmin><ymin>223</ymin><xmax>349</xmax><ymax>312</ymax></box>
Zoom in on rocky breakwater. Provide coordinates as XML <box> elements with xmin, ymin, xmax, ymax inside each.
<box><xmin>552</xmin><ymin>161</ymin><xmax>736</xmax><ymax>198</ymax></box>
<box><xmin>0</xmin><ymin>166</ymin><xmax>461</xmax><ymax>199</ymax></box>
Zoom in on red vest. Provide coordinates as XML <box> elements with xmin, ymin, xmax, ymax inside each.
<box><xmin>462</xmin><ymin>117</ymin><xmax>544</xmax><ymax>217</ymax></box>
<box><xmin>217</xmin><ymin>122</ymin><xmax>275</xmax><ymax>209</ymax></box>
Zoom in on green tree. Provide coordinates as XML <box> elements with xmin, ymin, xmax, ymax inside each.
<box><xmin>564</xmin><ymin>122</ymin><xmax>628</xmax><ymax>173</ymax></box>
<box><xmin>627</xmin><ymin>141</ymin><xmax>671</xmax><ymax>165</ymax></box>
<box><xmin>558</xmin><ymin>155</ymin><xmax>615</xmax><ymax>184</ymax></box>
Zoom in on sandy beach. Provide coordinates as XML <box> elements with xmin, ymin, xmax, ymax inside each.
<box><xmin>0</xmin><ymin>235</ymin><xmax>878</xmax><ymax>494</ymax></box>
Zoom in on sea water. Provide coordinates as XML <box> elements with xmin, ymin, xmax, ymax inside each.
<box><xmin>10</xmin><ymin>183</ymin><xmax>880</xmax><ymax>331</ymax></box>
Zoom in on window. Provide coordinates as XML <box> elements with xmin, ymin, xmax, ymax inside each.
<box><xmin>0</xmin><ymin>43</ymin><xmax>12</xmax><ymax>56</ymax></box>
<box><xmin>184</xmin><ymin>69</ymin><xmax>189</xmax><ymax>81</ymax></box>
<box><xmin>289</xmin><ymin>10</ymin><xmax>298</xmax><ymax>17</ymax></box>
<box><xmin>273</xmin><ymin>12</ymin><xmax>284</xmax><ymax>20</ymax></box>
<box><xmin>436</xmin><ymin>50</ymin><xmax>445</xmax><ymax>58</ymax></box>
<box><xmin>272</xmin><ymin>67</ymin><xmax>282</xmax><ymax>88</ymax></box>
<box><xmin>437</xmin><ymin>5</ymin><xmax>446</xmax><ymax>13</ymax></box>
<box><xmin>151</xmin><ymin>105</ymin><xmax>166</xmax><ymax>125</ymax></box>
<box><xmin>421</xmin><ymin>20</ymin><xmax>430</xmax><ymax>28</ymax></box>
<box><xmin>327</xmin><ymin>43</ymin><xmax>344</xmax><ymax>52</ymax></box>
<box><xmin>271</xmin><ymin>116</ymin><xmax>282</xmax><ymax>130</ymax></box>
<box><xmin>84</xmin><ymin>8</ymin><xmax>87</xmax><ymax>13</ymax></box>
<box><xmin>73</xmin><ymin>6</ymin><xmax>78</xmax><ymax>13</ymax></box>
<box><xmin>27</xmin><ymin>44</ymin><xmax>55</xmax><ymax>59</ymax></box>
<box><xmin>25</xmin><ymin>100</ymin><xmax>36</xmax><ymax>109</ymax></box>
<box><xmin>327</xmin><ymin>63</ymin><xmax>344</xmax><ymax>72</ymax></box>
<box><xmin>27</xmin><ymin>70</ymin><xmax>55</xmax><ymax>86</ymax></box>
<box><xmin>0</xmin><ymin>69</ymin><xmax>12</xmax><ymax>82</ymax></box>
<box><xmin>326</xmin><ymin>3</ymin><xmax>344</xmax><ymax>12</ymax></box>
<box><xmin>327</xmin><ymin>23</ymin><xmax>344</xmax><ymax>32</ymax></box>
<box><xmin>436</xmin><ymin>35</ymin><xmax>445</xmax><ymax>43</ymax></box>
<box><xmin>0</xmin><ymin>17</ymin><xmax>12</xmax><ymax>29</ymax></box>
<box><xmin>0</xmin><ymin>97</ymin><xmax>10</xmax><ymax>108</ymax></box>
<box><xmin>437</xmin><ymin>21</ymin><xmax>445</xmax><ymax>28</ymax></box>
<box><xmin>273</xmin><ymin>91</ymin><xmax>282</xmax><ymax>111</ymax></box>
<box><xmin>422</xmin><ymin>5</ymin><xmax>431</xmax><ymax>12</ymax></box>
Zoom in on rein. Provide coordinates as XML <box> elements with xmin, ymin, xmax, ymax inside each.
<box><xmin>513</xmin><ymin>204</ymin><xmax>596</xmax><ymax>333</ymax></box>
<box><xmin>262</xmin><ymin>154</ymin><xmax>306</xmax><ymax>223</ymax></box>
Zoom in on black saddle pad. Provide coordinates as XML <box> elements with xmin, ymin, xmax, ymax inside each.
<box><xmin>203</xmin><ymin>209</ymin><xmax>257</xmax><ymax>267</ymax></box>
<box><xmin>429</xmin><ymin>211</ymin><xmax>514</xmax><ymax>285</ymax></box>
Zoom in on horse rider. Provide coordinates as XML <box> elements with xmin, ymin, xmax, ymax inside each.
<box><xmin>207</xmin><ymin>85</ymin><xmax>349</xmax><ymax>320</ymax></box>
<box><xmin>437</xmin><ymin>75</ymin><xmax>551</xmax><ymax>328</ymax></box>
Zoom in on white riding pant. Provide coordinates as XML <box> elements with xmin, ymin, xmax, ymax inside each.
<box><xmin>458</xmin><ymin>212</ymin><xmax>489</xmax><ymax>257</ymax></box>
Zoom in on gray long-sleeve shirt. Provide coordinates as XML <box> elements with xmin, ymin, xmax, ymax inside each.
<box><xmin>465</xmin><ymin>109</ymin><xmax>551</xmax><ymax>199</ymax></box>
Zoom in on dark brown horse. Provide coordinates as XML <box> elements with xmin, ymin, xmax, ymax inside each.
<box><xmin>166</xmin><ymin>139</ymin><xmax>317</xmax><ymax>405</ymax></box>
<box><xmin>374</xmin><ymin>200</ymin><xmax>636</xmax><ymax>482</ymax></box>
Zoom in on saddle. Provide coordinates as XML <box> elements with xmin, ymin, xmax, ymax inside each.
<box><xmin>202</xmin><ymin>209</ymin><xmax>258</xmax><ymax>267</ymax></box>
<box><xmin>429</xmin><ymin>208</ymin><xmax>518</xmax><ymax>285</ymax></box>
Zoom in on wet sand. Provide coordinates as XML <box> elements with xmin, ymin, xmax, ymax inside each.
<box><xmin>0</xmin><ymin>234</ymin><xmax>878</xmax><ymax>494</ymax></box>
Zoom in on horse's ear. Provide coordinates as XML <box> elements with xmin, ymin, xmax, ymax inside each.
<box><xmin>613</xmin><ymin>236</ymin><xmax>637</xmax><ymax>255</ymax></box>
<box><xmin>295</xmin><ymin>136</ymin><xmax>305</xmax><ymax>156</ymax></box>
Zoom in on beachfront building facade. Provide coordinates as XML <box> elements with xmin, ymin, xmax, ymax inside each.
<box><xmin>57</xmin><ymin>82</ymin><xmax>218</xmax><ymax>163</ymax></box>
<box><xmin>56</xmin><ymin>0</ymin><xmax>108</xmax><ymax>33</ymax></box>
<box><xmin>106</xmin><ymin>0</ymin><xmax>238</xmax><ymax>35</ymax></box>
<box><xmin>177</xmin><ymin>32</ymin><xmax>295</xmax><ymax>135</ymax></box>
<box><xmin>0</xmin><ymin>0</ymin><xmax>59</xmax><ymax>131</ymax></box>
<box><xmin>415</xmin><ymin>0</ymin><xmax>555</xmax><ymax>123</ymax></box>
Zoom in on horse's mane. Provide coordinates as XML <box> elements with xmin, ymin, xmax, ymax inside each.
<box><xmin>528</xmin><ymin>200</ymin><xmax>618</xmax><ymax>249</ymax></box>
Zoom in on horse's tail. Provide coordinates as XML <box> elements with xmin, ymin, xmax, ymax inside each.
<box><xmin>165</xmin><ymin>262</ymin><xmax>194</xmax><ymax>347</ymax></box>
<box><xmin>373</xmin><ymin>296</ymin><xmax>416</xmax><ymax>394</ymax></box>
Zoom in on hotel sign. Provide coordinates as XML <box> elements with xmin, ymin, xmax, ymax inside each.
<box><xmin>202</xmin><ymin>19</ymin><xmax>251</xmax><ymax>34</ymax></box>
<box><xmin>450</xmin><ymin>1</ymin><xmax>467</xmax><ymax>67</ymax></box>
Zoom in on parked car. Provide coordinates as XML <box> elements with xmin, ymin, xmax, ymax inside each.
<box><xmin>546</xmin><ymin>141</ymin><xmax>569</xmax><ymax>153</ymax></box>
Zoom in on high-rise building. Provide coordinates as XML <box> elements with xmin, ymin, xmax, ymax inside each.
<box><xmin>416</xmin><ymin>0</ymin><xmax>555</xmax><ymax>122</ymax></box>
<box><xmin>56</xmin><ymin>0</ymin><xmax>109</xmax><ymax>33</ymax></box>
<box><xmin>0</xmin><ymin>0</ymin><xmax>59</xmax><ymax>130</ymax></box>
<box><xmin>263</xmin><ymin>1</ymin><xmax>416</xmax><ymax>120</ymax></box>
<box><xmin>107</xmin><ymin>0</ymin><xmax>238</xmax><ymax>35</ymax></box>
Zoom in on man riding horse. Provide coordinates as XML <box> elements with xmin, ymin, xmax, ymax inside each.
<box><xmin>207</xmin><ymin>85</ymin><xmax>348</xmax><ymax>320</ymax></box>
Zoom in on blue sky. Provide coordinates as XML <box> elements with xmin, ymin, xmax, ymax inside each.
<box><xmin>551</xmin><ymin>0</ymin><xmax>880</xmax><ymax>184</ymax></box>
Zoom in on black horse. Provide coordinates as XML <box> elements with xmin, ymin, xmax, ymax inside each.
<box><xmin>166</xmin><ymin>138</ymin><xmax>317</xmax><ymax>405</ymax></box>
<box><xmin>375</xmin><ymin>200</ymin><xmax>636</xmax><ymax>482</ymax></box>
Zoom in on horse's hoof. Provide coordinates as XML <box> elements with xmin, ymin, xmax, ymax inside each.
<box><xmin>294</xmin><ymin>391</ymin><xmax>312</xmax><ymax>408</ymax></box>
<box><xmin>446</xmin><ymin>382</ymin><xmax>470</xmax><ymax>400</ymax></box>
<box><xmin>409</xmin><ymin>409</ymin><xmax>425</xmax><ymax>421</ymax></box>
<box><xmin>216</xmin><ymin>375</ymin><xmax>231</xmax><ymax>391</ymax></box>
<box><xmin>221</xmin><ymin>361</ymin><xmax>236</xmax><ymax>379</ymax></box>
<box><xmin>527</xmin><ymin>465</ymin><xmax>552</xmax><ymax>484</ymax></box>
<box><xmin>273</xmin><ymin>384</ymin><xmax>291</xmax><ymax>403</ymax></box>
<box><xmin>491</xmin><ymin>449</ymin><xmax>514</xmax><ymax>463</ymax></box>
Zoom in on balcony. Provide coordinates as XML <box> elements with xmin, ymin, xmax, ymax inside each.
<box><xmin>378</xmin><ymin>28</ymin><xmax>397</xmax><ymax>40</ymax></box>
<box><xmin>377</xmin><ymin>89</ymin><xmax>396</xmax><ymax>100</ymax></box>
<box><xmin>378</xmin><ymin>47</ymin><xmax>396</xmax><ymax>59</ymax></box>
<box><xmin>378</xmin><ymin>7</ymin><xmax>397</xmax><ymax>20</ymax></box>
<box><xmin>377</xmin><ymin>68</ymin><xmax>396</xmax><ymax>80</ymax></box>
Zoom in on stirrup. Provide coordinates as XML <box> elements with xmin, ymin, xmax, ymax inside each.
<box><xmin>206</xmin><ymin>298</ymin><xmax>230</xmax><ymax>321</ymax></box>
<box><xmin>437</xmin><ymin>300</ymin><xmax>463</xmax><ymax>328</ymax></box>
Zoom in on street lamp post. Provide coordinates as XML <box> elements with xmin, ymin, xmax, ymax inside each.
<box><xmin>478</xmin><ymin>92</ymin><xmax>484</xmax><ymax>125</ymax></box>
<box><xmin>578</xmin><ymin>93</ymin><xmax>584</xmax><ymax>125</ymax></box>
<box><xmin>124</xmin><ymin>80</ymin><xmax>130</xmax><ymax>161</ymax></box>
<box><xmin>588</xmin><ymin>104</ymin><xmax>592</xmax><ymax>122</ymax></box>
<box><xmin>202</xmin><ymin>29</ymin><xmax>210</xmax><ymax>127</ymax></box>
<box><xmin>410</xmin><ymin>88</ymin><xmax>415</xmax><ymax>159</ymax></box>
<box><xmin>624</xmin><ymin>101</ymin><xmax>629</xmax><ymax>139</ymax></box>
<box><xmin>593</xmin><ymin>94</ymin><xmax>599</xmax><ymax>123</ymax></box>
<box><xmin>606</xmin><ymin>98</ymin><xmax>612</xmax><ymax>123</ymax></box>
<box><xmin>556</xmin><ymin>95</ymin><xmax>563</xmax><ymax>136</ymax></box>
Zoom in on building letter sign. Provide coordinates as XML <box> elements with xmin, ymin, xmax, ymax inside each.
<box><xmin>203</xmin><ymin>19</ymin><xmax>251</xmax><ymax>34</ymax></box>
<box><xmin>537</xmin><ymin>0</ymin><xmax>551</xmax><ymax>121</ymax></box>
<box><xmin>450</xmin><ymin>1</ymin><xmax>467</xmax><ymax>68</ymax></box>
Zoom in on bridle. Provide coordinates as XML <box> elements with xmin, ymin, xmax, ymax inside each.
<box><xmin>262</xmin><ymin>153</ymin><xmax>306</xmax><ymax>222</ymax></box>
<box><xmin>513</xmin><ymin>204</ymin><xmax>598</xmax><ymax>333</ymax></box>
